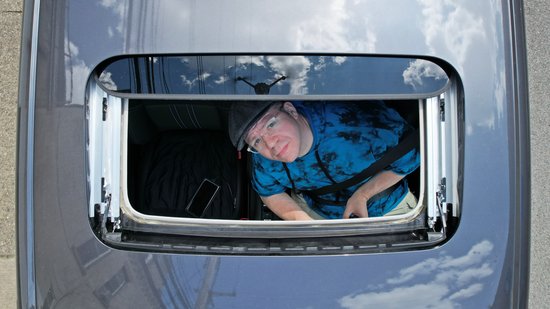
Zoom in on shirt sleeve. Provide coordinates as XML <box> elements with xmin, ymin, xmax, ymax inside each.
<box><xmin>387</xmin><ymin>147</ymin><xmax>420</xmax><ymax>175</ymax></box>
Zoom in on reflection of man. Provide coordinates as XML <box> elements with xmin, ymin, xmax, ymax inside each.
<box><xmin>228</xmin><ymin>101</ymin><xmax>419</xmax><ymax>220</ymax></box>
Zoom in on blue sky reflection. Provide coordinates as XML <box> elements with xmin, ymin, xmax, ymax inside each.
<box><xmin>99</xmin><ymin>55</ymin><xmax>448</xmax><ymax>96</ymax></box>
<box><xmin>339</xmin><ymin>240</ymin><xmax>495</xmax><ymax>308</ymax></box>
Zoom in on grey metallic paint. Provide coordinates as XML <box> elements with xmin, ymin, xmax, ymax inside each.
<box><xmin>17</xmin><ymin>0</ymin><xmax>530</xmax><ymax>307</ymax></box>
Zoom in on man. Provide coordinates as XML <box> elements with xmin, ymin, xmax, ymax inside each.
<box><xmin>228</xmin><ymin>100</ymin><xmax>419</xmax><ymax>220</ymax></box>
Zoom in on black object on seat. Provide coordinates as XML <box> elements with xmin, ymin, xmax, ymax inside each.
<box><xmin>132</xmin><ymin>130</ymin><xmax>241</xmax><ymax>219</ymax></box>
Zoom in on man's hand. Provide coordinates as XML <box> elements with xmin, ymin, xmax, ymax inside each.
<box><xmin>342</xmin><ymin>170</ymin><xmax>406</xmax><ymax>219</ymax></box>
<box><xmin>343</xmin><ymin>191</ymin><xmax>369</xmax><ymax>218</ymax></box>
<box><xmin>261</xmin><ymin>193</ymin><xmax>314</xmax><ymax>220</ymax></box>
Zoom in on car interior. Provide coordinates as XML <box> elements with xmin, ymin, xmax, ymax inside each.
<box><xmin>125</xmin><ymin>99</ymin><xmax>421</xmax><ymax>221</ymax></box>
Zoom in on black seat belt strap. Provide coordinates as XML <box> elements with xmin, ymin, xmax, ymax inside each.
<box><xmin>315</xmin><ymin>150</ymin><xmax>337</xmax><ymax>184</ymax></box>
<box><xmin>306</xmin><ymin>129</ymin><xmax>419</xmax><ymax>197</ymax></box>
<box><xmin>282</xmin><ymin>163</ymin><xmax>297</xmax><ymax>192</ymax></box>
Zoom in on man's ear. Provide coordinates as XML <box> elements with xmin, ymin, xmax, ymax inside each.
<box><xmin>282</xmin><ymin>101</ymin><xmax>299</xmax><ymax>119</ymax></box>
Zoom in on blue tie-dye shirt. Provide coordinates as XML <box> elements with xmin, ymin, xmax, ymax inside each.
<box><xmin>251</xmin><ymin>101</ymin><xmax>420</xmax><ymax>218</ymax></box>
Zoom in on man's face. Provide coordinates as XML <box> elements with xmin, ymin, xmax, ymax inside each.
<box><xmin>245</xmin><ymin>103</ymin><xmax>305</xmax><ymax>163</ymax></box>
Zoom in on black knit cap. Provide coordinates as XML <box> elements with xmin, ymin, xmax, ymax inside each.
<box><xmin>228</xmin><ymin>101</ymin><xmax>276</xmax><ymax>150</ymax></box>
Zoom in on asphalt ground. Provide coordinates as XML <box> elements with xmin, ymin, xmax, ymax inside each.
<box><xmin>0</xmin><ymin>0</ymin><xmax>22</xmax><ymax>308</ymax></box>
<box><xmin>0</xmin><ymin>1</ymin><xmax>548</xmax><ymax>308</ymax></box>
<box><xmin>524</xmin><ymin>0</ymin><xmax>550</xmax><ymax>307</ymax></box>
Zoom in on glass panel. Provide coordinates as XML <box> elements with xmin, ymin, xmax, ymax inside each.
<box><xmin>97</xmin><ymin>55</ymin><xmax>449</xmax><ymax>96</ymax></box>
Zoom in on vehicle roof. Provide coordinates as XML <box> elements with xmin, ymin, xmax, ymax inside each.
<box><xmin>18</xmin><ymin>0</ymin><xmax>529</xmax><ymax>307</ymax></box>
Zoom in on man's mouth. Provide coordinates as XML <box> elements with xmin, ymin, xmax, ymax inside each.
<box><xmin>275</xmin><ymin>143</ymin><xmax>289</xmax><ymax>158</ymax></box>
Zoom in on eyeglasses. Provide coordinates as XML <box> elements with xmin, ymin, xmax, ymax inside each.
<box><xmin>246</xmin><ymin>113</ymin><xmax>281</xmax><ymax>154</ymax></box>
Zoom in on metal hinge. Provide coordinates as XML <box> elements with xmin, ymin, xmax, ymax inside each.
<box><xmin>98</xmin><ymin>180</ymin><xmax>121</xmax><ymax>235</ymax></box>
<box><xmin>100</xmin><ymin>182</ymin><xmax>112</xmax><ymax>235</ymax></box>
<box><xmin>102</xmin><ymin>97</ymin><xmax>108</xmax><ymax>121</ymax></box>
<box><xmin>436</xmin><ymin>177</ymin><xmax>447</xmax><ymax>230</ymax></box>
<box><xmin>439</xmin><ymin>97</ymin><xmax>445</xmax><ymax>121</ymax></box>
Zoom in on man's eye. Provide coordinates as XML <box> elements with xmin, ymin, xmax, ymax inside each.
<box><xmin>266</xmin><ymin>118</ymin><xmax>278</xmax><ymax>129</ymax></box>
<box><xmin>253</xmin><ymin>138</ymin><xmax>261</xmax><ymax>147</ymax></box>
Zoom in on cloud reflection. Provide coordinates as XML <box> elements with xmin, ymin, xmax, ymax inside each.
<box><xmin>98</xmin><ymin>0</ymin><xmax>128</xmax><ymax>36</ymax></box>
<box><xmin>266</xmin><ymin>56</ymin><xmax>311</xmax><ymax>94</ymax></box>
<box><xmin>339</xmin><ymin>240</ymin><xmax>495</xmax><ymax>308</ymax></box>
<box><xmin>65</xmin><ymin>39</ymin><xmax>91</xmax><ymax>105</ymax></box>
<box><xmin>234</xmin><ymin>56</ymin><xmax>312</xmax><ymax>94</ymax></box>
<box><xmin>403</xmin><ymin>59</ymin><xmax>447</xmax><ymax>89</ymax></box>
<box><xmin>98</xmin><ymin>71</ymin><xmax>117</xmax><ymax>91</ymax></box>
<box><xmin>418</xmin><ymin>0</ymin><xmax>486</xmax><ymax>68</ymax></box>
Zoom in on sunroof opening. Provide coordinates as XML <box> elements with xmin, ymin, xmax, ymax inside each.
<box><xmin>124</xmin><ymin>99</ymin><xmax>422</xmax><ymax>222</ymax></box>
<box><xmin>87</xmin><ymin>54</ymin><xmax>460</xmax><ymax>255</ymax></box>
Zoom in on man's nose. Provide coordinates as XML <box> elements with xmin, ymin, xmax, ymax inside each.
<box><xmin>264</xmin><ymin>134</ymin><xmax>277</xmax><ymax>150</ymax></box>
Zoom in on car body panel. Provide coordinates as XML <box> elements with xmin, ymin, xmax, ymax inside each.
<box><xmin>17</xmin><ymin>0</ymin><xmax>529</xmax><ymax>308</ymax></box>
